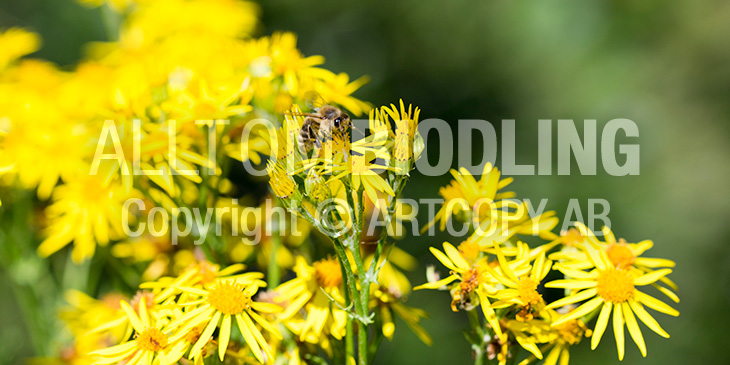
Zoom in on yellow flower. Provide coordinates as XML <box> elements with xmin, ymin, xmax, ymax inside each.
<box><xmin>120</xmin><ymin>0</ymin><xmax>259</xmax><ymax>49</ymax></box>
<box><xmin>91</xmin><ymin>300</ymin><xmax>182</xmax><ymax>365</ymax></box>
<box><xmin>487</xmin><ymin>250</ymin><xmax>552</xmax><ymax>324</ymax></box>
<box><xmin>550</xmin><ymin>223</ymin><xmax>679</xmax><ymax>303</ymax></box>
<box><xmin>137</xmin><ymin>120</ymin><xmax>216</xmax><ymax>192</ymax></box>
<box><xmin>304</xmin><ymin>168</ymin><xmax>330</xmax><ymax>202</ymax></box>
<box><xmin>545</xmin><ymin>241</ymin><xmax>678</xmax><ymax>360</ymax></box>
<box><xmin>0</xmin><ymin>97</ymin><xmax>89</xmax><ymax>199</ymax></box>
<box><xmin>414</xmin><ymin>242</ymin><xmax>504</xmax><ymax>339</ymax></box>
<box><xmin>514</xmin><ymin>310</ymin><xmax>592</xmax><ymax>365</ymax></box>
<box><xmin>313</xmin><ymin>71</ymin><xmax>372</xmax><ymax>117</ymax></box>
<box><xmin>163</xmin><ymin>77</ymin><xmax>252</xmax><ymax>122</ymax></box>
<box><xmin>543</xmin><ymin>315</ymin><xmax>592</xmax><ymax>365</ymax></box>
<box><xmin>274</xmin><ymin>257</ymin><xmax>348</xmax><ymax>343</ymax></box>
<box><xmin>382</xmin><ymin>100</ymin><xmax>421</xmax><ymax>170</ymax></box>
<box><xmin>59</xmin><ymin>290</ymin><xmax>129</xmax><ymax>364</ymax></box>
<box><xmin>166</xmin><ymin>279</ymin><xmax>281</xmax><ymax>363</ymax></box>
<box><xmin>38</xmin><ymin>175</ymin><xmax>130</xmax><ymax>262</ymax></box>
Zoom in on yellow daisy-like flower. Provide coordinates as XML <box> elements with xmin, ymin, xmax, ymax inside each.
<box><xmin>487</xmin><ymin>250</ymin><xmax>552</xmax><ymax>324</ymax></box>
<box><xmin>0</xmin><ymin>99</ymin><xmax>89</xmax><ymax>200</ymax></box>
<box><xmin>91</xmin><ymin>300</ymin><xmax>182</xmax><ymax>365</ymax></box>
<box><xmin>543</xmin><ymin>315</ymin><xmax>592</xmax><ymax>365</ymax></box>
<box><xmin>274</xmin><ymin>257</ymin><xmax>348</xmax><ymax>342</ymax></box>
<box><xmin>414</xmin><ymin>242</ymin><xmax>504</xmax><ymax>339</ymax></box>
<box><xmin>166</xmin><ymin>280</ymin><xmax>282</xmax><ymax>363</ymax></box>
<box><xmin>163</xmin><ymin>77</ymin><xmax>253</xmax><ymax>122</ymax></box>
<box><xmin>313</xmin><ymin>71</ymin><xmax>372</xmax><ymax>117</ymax></box>
<box><xmin>514</xmin><ymin>309</ymin><xmax>592</xmax><ymax>365</ymax></box>
<box><xmin>550</xmin><ymin>223</ymin><xmax>679</xmax><ymax>303</ymax></box>
<box><xmin>545</xmin><ymin>243</ymin><xmax>678</xmax><ymax>360</ymax></box>
<box><xmin>240</xmin><ymin>32</ymin><xmax>324</xmax><ymax>95</ymax></box>
<box><xmin>37</xmin><ymin>175</ymin><xmax>130</xmax><ymax>263</ymax></box>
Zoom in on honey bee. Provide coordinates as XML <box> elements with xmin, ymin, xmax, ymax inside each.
<box><xmin>290</xmin><ymin>93</ymin><xmax>351</xmax><ymax>153</ymax></box>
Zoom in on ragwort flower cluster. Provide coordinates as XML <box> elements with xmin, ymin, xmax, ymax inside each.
<box><xmin>417</xmin><ymin>171</ymin><xmax>679</xmax><ymax>364</ymax></box>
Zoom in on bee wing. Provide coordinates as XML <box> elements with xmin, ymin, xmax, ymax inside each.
<box><xmin>304</xmin><ymin>91</ymin><xmax>328</xmax><ymax>110</ymax></box>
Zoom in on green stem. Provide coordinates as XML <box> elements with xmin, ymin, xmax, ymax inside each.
<box><xmin>358</xmin><ymin>320</ymin><xmax>368</xmax><ymax>365</ymax></box>
<box><xmin>370</xmin><ymin>176</ymin><xmax>405</xmax><ymax>275</ymax></box>
<box><xmin>332</xmin><ymin>237</ymin><xmax>366</xmax><ymax>365</ymax></box>
<box><xmin>467</xmin><ymin>308</ymin><xmax>487</xmax><ymax>365</ymax></box>
<box><xmin>345</xmin><ymin>179</ymin><xmax>371</xmax><ymax>365</ymax></box>
<box><xmin>341</xmin><ymin>259</ymin><xmax>355</xmax><ymax>362</ymax></box>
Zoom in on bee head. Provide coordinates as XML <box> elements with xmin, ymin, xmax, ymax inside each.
<box><xmin>334</xmin><ymin>113</ymin><xmax>350</xmax><ymax>128</ymax></box>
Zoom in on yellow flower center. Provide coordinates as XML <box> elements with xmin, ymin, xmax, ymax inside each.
<box><xmin>561</xmin><ymin>228</ymin><xmax>583</xmax><ymax>247</ymax></box>
<box><xmin>136</xmin><ymin>328</ymin><xmax>168</xmax><ymax>352</ymax></box>
<box><xmin>197</xmin><ymin>261</ymin><xmax>220</xmax><ymax>285</ymax></box>
<box><xmin>207</xmin><ymin>282</ymin><xmax>251</xmax><ymax>315</ymax></box>
<box><xmin>451</xmin><ymin>265</ymin><xmax>485</xmax><ymax>311</ymax></box>
<box><xmin>517</xmin><ymin>278</ymin><xmax>542</xmax><ymax>306</ymax></box>
<box><xmin>313</xmin><ymin>257</ymin><xmax>342</xmax><ymax>288</ymax></box>
<box><xmin>596</xmin><ymin>268</ymin><xmax>634</xmax><ymax>303</ymax></box>
<box><xmin>555</xmin><ymin>319</ymin><xmax>592</xmax><ymax>345</ymax></box>
<box><xmin>459</xmin><ymin>265</ymin><xmax>485</xmax><ymax>294</ymax></box>
<box><xmin>130</xmin><ymin>291</ymin><xmax>154</xmax><ymax>314</ymax></box>
<box><xmin>605</xmin><ymin>242</ymin><xmax>635</xmax><ymax>268</ymax></box>
<box><xmin>184</xmin><ymin>325</ymin><xmax>203</xmax><ymax>344</ymax></box>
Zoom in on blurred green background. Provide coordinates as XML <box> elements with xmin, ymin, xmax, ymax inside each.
<box><xmin>2</xmin><ymin>0</ymin><xmax>730</xmax><ymax>364</ymax></box>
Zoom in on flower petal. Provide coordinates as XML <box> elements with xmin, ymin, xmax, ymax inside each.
<box><xmin>613</xmin><ymin>303</ymin><xmax>625</xmax><ymax>361</ymax></box>
<box><xmin>219</xmin><ymin>314</ymin><xmax>231</xmax><ymax>361</ymax></box>
<box><xmin>189</xmin><ymin>311</ymin><xmax>220</xmax><ymax>360</ymax></box>
<box><xmin>120</xmin><ymin>301</ymin><xmax>144</xmax><ymax>333</ymax></box>
<box><xmin>552</xmin><ymin>296</ymin><xmax>602</xmax><ymax>327</ymax></box>
<box><xmin>429</xmin><ymin>246</ymin><xmax>458</xmax><ymax>272</ymax></box>
<box><xmin>413</xmin><ymin>275</ymin><xmax>457</xmax><ymax>290</ymax></box>
<box><xmin>634</xmin><ymin>269</ymin><xmax>672</xmax><ymax>286</ymax></box>
<box><xmin>236</xmin><ymin>314</ymin><xmax>263</xmax><ymax>363</ymax></box>
<box><xmin>622</xmin><ymin>302</ymin><xmax>647</xmax><ymax>357</ymax></box>
<box><xmin>443</xmin><ymin>242</ymin><xmax>470</xmax><ymax>271</ymax></box>
<box><xmin>629</xmin><ymin>300</ymin><xmax>670</xmax><ymax>338</ymax></box>
<box><xmin>634</xmin><ymin>291</ymin><xmax>679</xmax><ymax>317</ymax></box>
<box><xmin>591</xmin><ymin>301</ymin><xmax>612</xmax><ymax>350</ymax></box>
